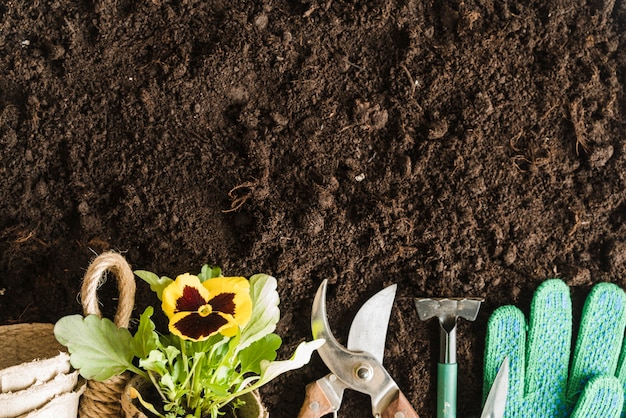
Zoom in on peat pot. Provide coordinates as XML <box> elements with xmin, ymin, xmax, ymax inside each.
<box><xmin>0</xmin><ymin>323</ymin><xmax>84</xmax><ymax>418</ymax></box>
<box><xmin>121</xmin><ymin>375</ymin><xmax>269</xmax><ymax>418</ymax></box>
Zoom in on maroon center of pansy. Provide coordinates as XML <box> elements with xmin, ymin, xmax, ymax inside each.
<box><xmin>176</xmin><ymin>285</ymin><xmax>208</xmax><ymax>313</ymax></box>
<box><xmin>173</xmin><ymin>312</ymin><xmax>229</xmax><ymax>340</ymax></box>
<box><xmin>209</xmin><ymin>292</ymin><xmax>236</xmax><ymax>315</ymax></box>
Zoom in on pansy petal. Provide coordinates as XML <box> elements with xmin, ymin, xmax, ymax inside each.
<box><xmin>177</xmin><ymin>285</ymin><xmax>207</xmax><ymax>312</ymax></box>
<box><xmin>217</xmin><ymin>320</ymin><xmax>240</xmax><ymax>337</ymax></box>
<box><xmin>169</xmin><ymin>311</ymin><xmax>230</xmax><ymax>341</ymax></box>
<box><xmin>162</xmin><ymin>273</ymin><xmax>209</xmax><ymax>318</ymax></box>
<box><xmin>209</xmin><ymin>292</ymin><xmax>236</xmax><ymax>315</ymax></box>
<box><xmin>203</xmin><ymin>277</ymin><xmax>252</xmax><ymax>327</ymax></box>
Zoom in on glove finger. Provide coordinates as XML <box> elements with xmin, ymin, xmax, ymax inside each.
<box><xmin>570</xmin><ymin>375</ymin><xmax>623</xmax><ymax>418</ymax></box>
<box><xmin>525</xmin><ymin>279</ymin><xmax>572</xmax><ymax>397</ymax></box>
<box><xmin>484</xmin><ymin>305</ymin><xmax>525</xmax><ymax>413</ymax></box>
<box><xmin>568</xmin><ymin>282</ymin><xmax>626</xmax><ymax>403</ymax></box>
<box><xmin>617</xmin><ymin>343</ymin><xmax>626</xmax><ymax>418</ymax></box>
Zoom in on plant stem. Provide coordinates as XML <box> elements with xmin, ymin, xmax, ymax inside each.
<box><xmin>127</xmin><ymin>364</ymin><xmax>149</xmax><ymax>380</ymax></box>
<box><xmin>187</xmin><ymin>342</ymin><xmax>200</xmax><ymax>411</ymax></box>
<box><xmin>181</xmin><ymin>340</ymin><xmax>189</xmax><ymax>375</ymax></box>
<box><xmin>148</xmin><ymin>370</ymin><xmax>168</xmax><ymax>402</ymax></box>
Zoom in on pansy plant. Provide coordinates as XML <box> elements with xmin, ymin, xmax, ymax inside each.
<box><xmin>54</xmin><ymin>265</ymin><xmax>324</xmax><ymax>418</ymax></box>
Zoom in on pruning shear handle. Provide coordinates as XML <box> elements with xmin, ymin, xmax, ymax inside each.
<box><xmin>298</xmin><ymin>378</ymin><xmax>417</xmax><ymax>418</ymax></box>
<box><xmin>297</xmin><ymin>374</ymin><xmax>343</xmax><ymax>418</ymax></box>
<box><xmin>382</xmin><ymin>390</ymin><xmax>419</xmax><ymax>418</ymax></box>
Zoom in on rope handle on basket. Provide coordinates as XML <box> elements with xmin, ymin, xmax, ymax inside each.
<box><xmin>78</xmin><ymin>251</ymin><xmax>137</xmax><ymax>418</ymax></box>
<box><xmin>81</xmin><ymin>252</ymin><xmax>136</xmax><ymax>327</ymax></box>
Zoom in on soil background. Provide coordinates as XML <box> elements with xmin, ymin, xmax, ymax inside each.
<box><xmin>2</xmin><ymin>0</ymin><xmax>626</xmax><ymax>416</ymax></box>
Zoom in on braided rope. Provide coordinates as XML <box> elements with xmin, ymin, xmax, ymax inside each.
<box><xmin>80</xmin><ymin>252</ymin><xmax>136</xmax><ymax>328</ymax></box>
<box><xmin>78</xmin><ymin>251</ymin><xmax>136</xmax><ymax>418</ymax></box>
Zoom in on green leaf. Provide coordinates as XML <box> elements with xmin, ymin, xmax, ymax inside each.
<box><xmin>257</xmin><ymin>340</ymin><xmax>324</xmax><ymax>386</ymax></box>
<box><xmin>131</xmin><ymin>306</ymin><xmax>160</xmax><ymax>359</ymax></box>
<box><xmin>130</xmin><ymin>386</ymin><xmax>167</xmax><ymax>418</ymax></box>
<box><xmin>160</xmin><ymin>372</ymin><xmax>177</xmax><ymax>394</ymax></box>
<box><xmin>238</xmin><ymin>339</ymin><xmax>325</xmax><ymax>392</ymax></box>
<box><xmin>54</xmin><ymin>314</ymin><xmax>136</xmax><ymax>381</ymax></box>
<box><xmin>238</xmin><ymin>274</ymin><xmax>280</xmax><ymax>351</ymax></box>
<box><xmin>135</xmin><ymin>270</ymin><xmax>173</xmax><ymax>300</ymax></box>
<box><xmin>239</xmin><ymin>333</ymin><xmax>281</xmax><ymax>375</ymax></box>
<box><xmin>198</xmin><ymin>264</ymin><xmax>222</xmax><ymax>282</ymax></box>
<box><xmin>139</xmin><ymin>349</ymin><xmax>169</xmax><ymax>375</ymax></box>
<box><xmin>164</xmin><ymin>345</ymin><xmax>181</xmax><ymax>365</ymax></box>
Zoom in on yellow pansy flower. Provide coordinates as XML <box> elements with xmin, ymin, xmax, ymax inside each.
<box><xmin>162</xmin><ymin>273</ymin><xmax>252</xmax><ymax>341</ymax></box>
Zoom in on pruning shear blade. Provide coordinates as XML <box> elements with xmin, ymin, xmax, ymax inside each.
<box><xmin>347</xmin><ymin>283</ymin><xmax>397</xmax><ymax>363</ymax></box>
<box><xmin>480</xmin><ymin>357</ymin><xmax>509</xmax><ymax>418</ymax></box>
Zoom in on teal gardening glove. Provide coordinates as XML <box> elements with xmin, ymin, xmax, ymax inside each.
<box><xmin>483</xmin><ymin>279</ymin><xmax>626</xmax><ymax>417</ymax></box>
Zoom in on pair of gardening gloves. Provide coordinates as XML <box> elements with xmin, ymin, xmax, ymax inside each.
<box><xmin>483</xmin><ymin>278</ymin><xmax>626</xmax><ymax>417</ymax></box>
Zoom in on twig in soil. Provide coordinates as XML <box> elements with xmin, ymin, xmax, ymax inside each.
<box><xmin>399</xmin><ymin>64</ymin><xmax>417</xmax><ymax>97</ymax></box>
<box><xmin>12</xmin><ymin>228</ymin><xmax>48</xmax><ymax>246</ymax></box>
<box><xmin>303</xmin><ymin>4</ymin><xmax>317</xmax><ymax>17</ymax></box>
<box><xmin>338</xmin><ymin>124</ymin><xmax>356</xmax><ymax>133</ymax></box>
<box><xmin>568</xmin><ymin>213</ymin><xmax>590</xmax><ymax>236</ymax></box>
<box><xmin>344</xmin><ymin>59</ymin><xmax>366</xmax><ymax>72</ymax></box>
<box><xmin>511</xmin><ymin>152</ymin><xmax>552</xmax><ymax>173</ymax></box>
<box><xmin>511</xmin><ymin>155</ymin><xmax>533</xmax><ymax>172</ymax></box>
<box><xmin>13</xmin><ymin>230</ymin><xmax>35</xmax><ymax>244</ymax></box>
<box><xmin>222</xmin><ymin>181</ymin><xmax>255</xmax><ymax>213</ymax></box>
<box><xmin>568</xmin><ymin>99</ymin><xmax>589</xmax><ymax>155</ymax></box>
<box><xmin>509</xmin><ymin>130</ymin><xmax>524</xmax><ymax>152</ymax></box>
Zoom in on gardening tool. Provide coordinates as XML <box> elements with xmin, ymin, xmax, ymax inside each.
<box><xmin>480</xmin><ymin>357</ymin><xmax>509</xmax><ymax>418</ymax></box>
<box><xmin>414</xmin><ymin>297</ymin><xmax>484</xmax><ymax>418</ymax></box>
<box><xmin>297</xmin><ymin>279</ymin><xmax>419</xmax><ymax>418</ymax></box>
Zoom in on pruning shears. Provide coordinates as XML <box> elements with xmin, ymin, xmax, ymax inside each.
<box><xmin>297</xmin><ymin>279</ymin><xmax>420</xmax><ymax>418</ymax></box>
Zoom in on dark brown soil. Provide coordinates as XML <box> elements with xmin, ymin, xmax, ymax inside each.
<box><xmin>2</xmin><ymin>1</ymin><xmax>626</xmax><ymax>417</ymax></box>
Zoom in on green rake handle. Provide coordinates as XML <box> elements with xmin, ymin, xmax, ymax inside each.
<box><xmin>438</xmin><ymin>362</ymin><xmax>457</xmax><ymax>418</ymax></box>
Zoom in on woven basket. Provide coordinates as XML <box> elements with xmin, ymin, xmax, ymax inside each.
<box><xmin>121</xmin><ymin>375</ymin><xmax>269</xmax><ymax>418</ymax></box>
<box><xmin>0</xmin><ymin>323</ymin><xmax>83</xmax><ymax>418</ymax></box>
<box><xmin>77</xmin><ymin>251</ymin><xmax>136</xmax><ymax>418</ymax></box>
